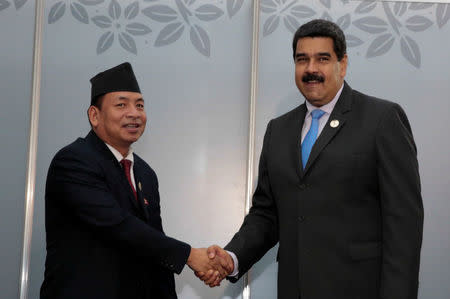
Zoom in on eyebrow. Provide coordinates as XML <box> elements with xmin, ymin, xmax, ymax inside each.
<box><xmin>118</xmin><ymin>96</ymin><xmax>144</xmax><ymax>102</ymax></box>
<box><xmin>295</xmin><ymin>52</ymin><xmax>332</xmax><ymax>58</ymax></box>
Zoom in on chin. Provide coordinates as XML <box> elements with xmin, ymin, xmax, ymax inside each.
<box><xmin>122</xmin><ymin>136</ymin><xmax>140</xmax><ymax>144</ymax></box>
<box><xmin>307</xmin><ymin>99</ymin><xmax>328</xmax><ymax>108</ymax></box>
<box><xmin>300</xmin><ymin>90</ymin><xmax>320</xmax><ymax>100</ymax></box>
<box><xmin>305</xmin><ymin>96</ymin><xmax>322</xmax><ymax>103</ymax></box>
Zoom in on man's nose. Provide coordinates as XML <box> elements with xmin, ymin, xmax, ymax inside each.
<box><xmin>305</xmin><ymin>60</ymin><xmax>317</xmax><ymax>73</ymax></box>
<box><xmin>126</xmin><ymin>106</ymin><xmax>140</xmax><ymax>118</ymax></box>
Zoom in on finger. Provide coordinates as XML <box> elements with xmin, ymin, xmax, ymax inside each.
<box><xmin>209</xmin><ymin>281</ymin><xmax>220</xmax><ymax>288</ymax></box>
<box><xmin>211</xmin><ymin>247</ymin><xmax>234</xmax><ymax>273</ymax></box>
<box><xmin>221</xmin><ymin>254</ymin><xmax>234</xmax><ymax>273</ymax></box>
<box><xmin>214</xmin><ymin>263</ymin><xmax>229</xmax><ymax>277</ymax></box>
<box><xmin>208</xmin><ymin>274</ymin><xmax>222</xmax><ymax>287</ymax></box>
<box><xmin>225</xmin><ymin>257</ymin><xmax>234</xmax><ymax>273</ymax></box>
<box><xmin>207</xmin><ymin>245</ymin><xmax>219</xmax><ymax>259</ymax></box>
<box><xmin>194</xmin><ymin>271</ymin><xmax>205</xmax><ymax>278</ymax></box>
<box><xmin>213</xmin><ymin>275</ymin><xmax>222</xmax><ymax>286</ymax></box>
<box><xmin>199</xmin><ymin>269</ymin><xmax>214</xmax><ymax>282</ymax></box>
<box><xmin>205</xmin><ymin>270</ymin><xmax>220</xmax><ymax>285</ymax></box>
<box><xmin>218</xmin><ymin>255</ymin><xmax>232</xmax><ymax>272</ymax></box>
<box><xmin>218</xmin><ymin>251</ymin><xmax>232</xmax><ymax>267</ymax></box>
<box><xmin>218</xmin><ymin>267</ymin><xmax>228</xmax><ymax>278</ymax></box>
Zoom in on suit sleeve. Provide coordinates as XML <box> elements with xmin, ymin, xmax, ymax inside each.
<box><xmin>225</xmin><ymin>120</ymin><xmax>279</xmax><ymax>280</ymax></box>
<box><xmin>46</xmin><ymin>149</ymin><xmax>191</xmax><ymax>274</ymax></box>
<box><xmin>376</xmin><ymin>104</ymin><xmax>423</xmax><ymax>299</ymax></box>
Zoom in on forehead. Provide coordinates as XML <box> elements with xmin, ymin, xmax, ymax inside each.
<box><xmin>104</xmin><ymin>91</ymin><xmax>143</xmax><ymax>102</ymax></box>
<box><xmin>296</xmin><ymin>37</ymin><xmax>335</xmax><ymax>56</ymax></box>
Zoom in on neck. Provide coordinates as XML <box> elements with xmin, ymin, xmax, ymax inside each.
<box><xmin>105</xmin><ymin>141</ymin><xmax>130</xmax><ymax>158</ymax></box>
<box><xmin>117</xmin><ymin>147</ymin><xmax>130</xmax><ymax>158</ymax></box>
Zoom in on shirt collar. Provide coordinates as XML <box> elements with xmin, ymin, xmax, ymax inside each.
<box><xmin>105</xmin><ymin>143</ymin><xmax>134</xmax><ymax>164</ymax></box>
<box><xmin>305</xmin><ymin>83</ymin><xmax>344</xmax><ymax>116</ymax></box>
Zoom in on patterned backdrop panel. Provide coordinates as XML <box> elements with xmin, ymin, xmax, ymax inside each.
<box><xmin>252</xmin><ymin>1</ymin><xmax>450</xmax><ymax>299</ymax></box>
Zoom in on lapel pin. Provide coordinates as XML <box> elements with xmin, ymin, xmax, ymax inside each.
<box><xmin>138</xmin><ymin>182</ymin><xmax>142</xmax><ymax>191</ymax></box>
<box><xmin>330</xmin><ymin>120</ymin><xmax>339</xmax><ymax>128</ymax></box>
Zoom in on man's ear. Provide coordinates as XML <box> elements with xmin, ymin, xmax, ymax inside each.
<box><xmin>88</xmin><ymin>106</ymin><xmax>100</xmax><ymax>128</ymax></box>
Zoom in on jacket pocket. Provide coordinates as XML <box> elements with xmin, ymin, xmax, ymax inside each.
<box><xmin>348</xmin><ymin>241</ymin><xmax>381</xmax><ymax>261</ymax></box>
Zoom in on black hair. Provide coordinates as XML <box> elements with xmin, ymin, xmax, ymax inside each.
<box><xmin>91</xmin><ymin>94</ymin><xmax>105</xmax><ymax>109</ymax></box>
<box><xmin>292</xmin><ymin>19</ymin><xmax>347</xmax><ymax>61</ymax></box>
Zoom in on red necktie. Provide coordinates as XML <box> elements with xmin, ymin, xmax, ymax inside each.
<box><xmin>120</xmin><ymin>159</ymin><xmax>137</xmax><ymax>200</ymax></box>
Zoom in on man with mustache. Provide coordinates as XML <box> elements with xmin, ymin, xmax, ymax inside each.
<box><xmin>201</xmin><ymin>19</ymin><xmax>423</xmax><ymax>299</ymax></box>
<box><xmin>40</xmin><ymin>62</ymin><xmax>231</xmax><ymax>299</ymax></box>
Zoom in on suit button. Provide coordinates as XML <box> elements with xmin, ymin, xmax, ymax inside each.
<box><xmin>298</xmin><ymin>216</ymin><xmax>305</xmax><ymax>222</ymax></box>
<box><xmin>299</xmin><ymin>184</ymin><xmax>306</xmax><ymax>190</ymax></box>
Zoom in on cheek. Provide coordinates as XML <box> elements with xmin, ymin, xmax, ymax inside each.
<box><xmin>105</xmin><ymin>112</ymin><xmax>120</xmax><ymax>123</ymax></box>
<box><xmin>326</xmin><ymin>69</ymin><xmax>337</xmax><ymax>83</ymax></box>
<box><xmin>295</xmin><ymin>68</ymin><xmax>303</xmax><ymax>83</ymax></box>
<box><xmin>141</xmin><ymin>114</ymin><xmax>147</xmax><ymax>126</ymax></box>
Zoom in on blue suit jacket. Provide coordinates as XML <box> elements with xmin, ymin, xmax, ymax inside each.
<box><xmin>40</xmin><ymin>131</ymin><xmax>190</xmax><ymax>299</ymax></box>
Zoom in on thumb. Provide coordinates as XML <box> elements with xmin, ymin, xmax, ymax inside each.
<box><xmin>207</xmin><ymin>245</ymin><xmax>218</xmax><ymax>259</ymax></box>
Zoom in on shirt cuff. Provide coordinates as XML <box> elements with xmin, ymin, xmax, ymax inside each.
<box><xmin>226</xmin><ymin>250</ymin><xmax>239</xmax><ymax>277</ymax></box>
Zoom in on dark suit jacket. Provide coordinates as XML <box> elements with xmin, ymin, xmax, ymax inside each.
<box><xmin>225</xmin><ymin>82</ymin><xmax>423</xmax><ymax>299</ymax></box>
<box><xmin>40</xmin><ymin>131</ymin><xmax>191</xmax><ymax>299</ymax></box>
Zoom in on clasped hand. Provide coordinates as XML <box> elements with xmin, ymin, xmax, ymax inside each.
<box><xmin>187</xmin><ymin>245</ymin><xmax>234</xmax><ymax>287</ymax></box>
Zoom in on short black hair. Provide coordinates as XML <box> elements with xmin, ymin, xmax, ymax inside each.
<box><xmin>87</xmin><ymin>95</ymin><xmax>105</xmax><ymax>128</ymax></box>
<box><xmin>91</xmin><ymin>94</ymin><xmax>105</xmax><ymax>109</ymax></box>
<box><xmin>292</xmin><ymin>19</ymin><xmax>347</xmax><ymax>61</ymax></box>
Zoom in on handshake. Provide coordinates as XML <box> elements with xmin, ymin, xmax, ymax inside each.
<box><xmin>186</xmin><ymin>245</ymin><xmax>235</xmax><ymax>287</ymax></box>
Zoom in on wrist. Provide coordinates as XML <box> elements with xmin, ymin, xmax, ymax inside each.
<box><xmin>188</xmin><ymin>247</ymin><xmax>201</xmax><ymax>266</ymax></box>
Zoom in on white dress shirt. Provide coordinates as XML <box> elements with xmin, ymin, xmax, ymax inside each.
<box><xmin>105</xmin><ymin>143</ymin><xmax>136</xmax><ymax>189</ymax></box>
<box><xmin>301</xmin><ymin>83</ymin><xmax>344</xmax><ymax>143</ymax></box>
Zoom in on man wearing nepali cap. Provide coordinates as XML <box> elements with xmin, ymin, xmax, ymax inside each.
<box><xmin>40</xmin><ymin>62</ymin><xmax>231</xmax><ymax>299</ymax></box>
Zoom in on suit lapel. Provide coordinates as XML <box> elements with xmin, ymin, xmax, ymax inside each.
<box><xmin>302</xmin><ymin>82</ymin><xmax>353</xmax><ymax>174</ymax></box>
<box><xmin>85</xmin><ymin>131</ymin><xmax>140</xmax><ymax>210</ymax></box>
<box><xmin>133</xmin><ymin>158</ymin><xmax>150</xmax><ymax>222</ymax></box>
<box><xmin>291</xmin><ymin>104</ymin><xmax>307</xmax><ymax>180</ymax></box>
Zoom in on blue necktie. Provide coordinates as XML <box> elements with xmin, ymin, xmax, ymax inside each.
<box><xmin>302</xmin><ymin>109</ymin><xmax>325</xmax><ymax>169</ymax></box>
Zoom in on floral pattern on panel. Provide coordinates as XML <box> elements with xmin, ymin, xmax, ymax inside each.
<box><xmin>47</xmin><ymin>1</ymin><xmax>106</xmax><ymax>24</ymax></box>
<box><xmin>0</xmin><ymin>0</ymin><xmax>28</xmax><ymax>11</ymax></box>
<box><xmin>2</xmin><ymin>0</ymin><xmax>449</xmax><ymax>64</ymax></box>
<box><xmin>91</xmin><ymin>0</ymin><xmax>151</xmax><ymax>54</ymax></box>
<box><xmin>44</xmin><ymin>0</ymin><xmax>245</xmax><ymax>57</ymax></box>
<box><xmin>261</xmin><ymin>0</ymin><xmax>450</xmax><ymax>68</ymax></box>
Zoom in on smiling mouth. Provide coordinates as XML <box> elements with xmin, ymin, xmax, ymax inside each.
<box><xmin>123</xmin><ymin>123</ymin><xmax>141</xmax><ymax>132</ymax></box>
<box><xmin>123</xmin><ymin>123</ymin><xmax>140</xmax><ymax>128</ymax></box>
